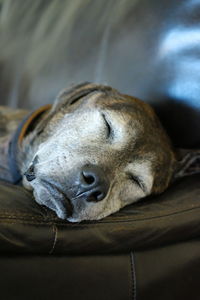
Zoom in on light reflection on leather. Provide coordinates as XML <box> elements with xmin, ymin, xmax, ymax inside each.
<box><xmin>0</xmin><ymin>0</ymin><xmax>199</xmax><ymax>148</ymax></box>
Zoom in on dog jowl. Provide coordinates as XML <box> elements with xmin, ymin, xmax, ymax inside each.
<box><xmin>1</xmin><ymin>83</ymin><xmax>199</xmax><ymax>222</ymax></box>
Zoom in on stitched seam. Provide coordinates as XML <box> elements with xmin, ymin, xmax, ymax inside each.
<box><xmin>0</xmin><ymin>204</ymin><xmax>200</xmax><ymax>226</ymax></box>
<box><xmin>0</xmin><ymin>203</ymin><xmax>200</xmax><ymax>227</ymax></box>
<box><xmin>0</xmin><ymin>215</ymin><xmax>59</xmax><ymax>222</ymax></box>
<box><xmin>11</xmin><ymin>204</ymin><xmax>200</xmax><ymax>226</ymax></box>
<box><xmin>129</xmin><ymin>253</ymin><xmax>133</xmax><ymax>300</ymax></box>
<box><xmin>130</xmin><ymin>251</ymin><xmax>136</xmax><ymax>300</ymax></box>
<box><xmin>0</xmin><ymin>213</ymin><xmax>48</xmax><ymax>219</ymax></box>
<box><xmin>0</xmin><ymin>199</ymin><xmax>199</xmax><ymax>223</ymax></box>
<box><xmin>83</xmin><ymin>205</ymin><xmax>200</xmax><ymax>224</ymax></box>
<box><xmin>0</xmin><ymin>220</ymin><xmax>54</xmax><ymax>225</ymax></box>
<box><xmin>0</xmin><ymin>215</ymin><xmax>53</xmax><ymax>221</ymax></box>
<box><xmin>49</xmin><ymin>225</ymin><xmax>58</xmax><ymax>254</ymax></box>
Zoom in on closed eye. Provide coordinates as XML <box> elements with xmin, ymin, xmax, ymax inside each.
<box><xmin>102</xmin><ymin>113</ymin><xmax>112</xmax><ymax>139</ymax></box>
<box><xmin>127</xmin><ymin>173</ymin><xmax>146</xmax><ymax>192</ymax></box>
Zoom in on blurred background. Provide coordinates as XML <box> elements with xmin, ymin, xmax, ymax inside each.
<box><xmin>0</xmin><ymin>0</ymin><xmax>199</xmax><ymax>148</ymax></box>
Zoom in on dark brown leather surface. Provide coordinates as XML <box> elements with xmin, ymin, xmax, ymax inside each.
<box><xmin>0</xmin><ymin>243</ymin><xmax>199</xmax><ymax>300</ymax></box>
<box><xmin>0</xmin><ymin>1</ymin><xmax>200</xmax><ymax>299</ymax></box>
<box><xmin>0</xmin><ymin>254</ymin><xmax>132</xmax><ymax>300</ymax></box>
<box><xmin>135</xmin><ymin>240</ymin><xmax>200</xmax><ymax>300</ymax></box>
<box><xmin>0</xmin><ymin>0</ymin><xmax>199</xmax><ymax>148</ymax></box>
<box><xmin>0</xmin><ymin>174</ymin><xmax>199</xmax><ymax>255</ymax></box>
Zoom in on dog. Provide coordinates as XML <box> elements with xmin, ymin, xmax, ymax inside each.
<box><xmin>0</xmin><ymin>82</ymin><xmax>199</xmax><ymax>222</ymax></box>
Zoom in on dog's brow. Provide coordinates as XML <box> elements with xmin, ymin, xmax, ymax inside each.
<box><xmin>106</xmin><ymin>102</ymin><xmax>139</xmax><ymax>114</ymax></box>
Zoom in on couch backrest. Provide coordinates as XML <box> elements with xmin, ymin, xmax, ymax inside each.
<box><xmin>0</xmin><ymin>0</ymin><xmax>199</xmax><ymax>148</ymax></box>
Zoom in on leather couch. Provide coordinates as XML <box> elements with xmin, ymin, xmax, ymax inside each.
<box><xmin>0</xmin><ymin>0</ymin><xmax>200</xmax><ymax>299</ymax></box>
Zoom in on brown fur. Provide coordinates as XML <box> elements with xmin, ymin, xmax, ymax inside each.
<box><xmin>0</xmin><ymin>83</ymin><xmax>199</xmax><ymax>221</ymax></box>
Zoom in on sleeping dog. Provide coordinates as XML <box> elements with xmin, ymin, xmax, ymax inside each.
<box><xmin>0</xmin><ymin>82</ymin><xmax>199</xmax><ymax>222</ymax></box>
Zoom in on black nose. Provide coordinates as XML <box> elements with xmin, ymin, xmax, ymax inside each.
<box><xmin>77</xmin><ymin>164</ymin><xmax>109</xmax><ymax>202</ymax></box>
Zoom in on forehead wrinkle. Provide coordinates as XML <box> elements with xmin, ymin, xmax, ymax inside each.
<box><xmin>105</xmin><ymin>101</ymin><xmax>143</xmax><ymax>114</ymax></box>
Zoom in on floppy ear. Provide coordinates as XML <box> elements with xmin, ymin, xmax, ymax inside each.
<box><xmin>32</xmin><ymin>82</ymin><xmax>113</xmax><ymax>137</ymax></box>
<box><xmin>52</xmin><ymin>82</ymin><xmax>92</xmax><ymax>111</ymax></box>
<box><xmin>52</xmin><ymin>81</ymin><xmax>113</xmax><ymax>113</ymax></box>
<box><xmin>173</xmin><ymin>148</ymin><xmax>200</xmax><ymax>180</ymax></box>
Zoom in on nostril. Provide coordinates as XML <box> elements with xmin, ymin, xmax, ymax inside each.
<box><xmin>82</xmin><ymin>171</ymin><xmax>95</xmax><ymax>185</ymax></box>
<box><xmin>87</xmin><ymin>190</ymin><xmax>104</xmax><ymax>202</ymax></box>
<box><xmin>24</xmin><ymin>164</ymin><xmax>36</xmax><ymax>182</ymax></box>
<box><xmin>78</xmin><ymin>164</ymin><xmax>109</xmax><ymax>202</ymax></box>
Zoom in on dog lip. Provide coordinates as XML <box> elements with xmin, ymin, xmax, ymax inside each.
<box><xmin>40</xmin><ymin>178</ymin><xmax>73</xmax><ymax>217</ymax></box>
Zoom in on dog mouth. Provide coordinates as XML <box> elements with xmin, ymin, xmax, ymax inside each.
<box><xmin>37</xmin><ymin>178</ymin><xmax>73</xmax><ymax>219</ymax></box>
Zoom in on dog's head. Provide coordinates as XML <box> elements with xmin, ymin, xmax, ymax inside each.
<box><xmin>21</xmin><ymin>83</ymin><xmax>193</xmax><ymax>222</ymax></box>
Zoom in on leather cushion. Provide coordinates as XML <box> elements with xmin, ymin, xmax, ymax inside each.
<box><xmin>0</xmin><ymin>174</ymin><xmax>199</xmax><ymax>254</ymax></box>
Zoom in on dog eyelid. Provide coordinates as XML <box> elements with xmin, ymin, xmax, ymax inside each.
<box><xmin>102</xmin><ymin>113</ymin><xmax>113</xmax><ymax>139</ymax></box>
<box><xmin>128</xmin><ymin>173</ymin><xmax>146</xmax><ymax>192</ymax></box>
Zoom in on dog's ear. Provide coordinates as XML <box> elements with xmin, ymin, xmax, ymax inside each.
<box><xmin>173</xmin><ymin>148</ymin><xmax>200</xmax><ymax>180</ymax></box>
<box><xmin>32</xmin><ymin>82</ymin><xmax>113</xmax><ymax>138</ymax></box>
<box><xmin>52</xmin><ymin>82</ymin><xmax>113</xmax><ymax>113</ymax></box>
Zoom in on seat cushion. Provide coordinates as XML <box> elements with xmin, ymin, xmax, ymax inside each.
<box><xmin>0</xmin><ymin>174</ymin><xmax>199</xmax><ymax>254</ymax></box>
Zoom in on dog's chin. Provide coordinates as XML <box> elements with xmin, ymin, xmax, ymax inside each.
<box><xmin>66</xmin><ymin>215</ymin><xmax>100</xmax><ymax>223</ymax></box>
<box><xmin>22</xmin><ymin>176</ymin><xmax>34</xmax><ymax>191</ymax></box>
<box><xmin>66</xmin><ymin>207</ymin><xmax>112</xmax><ymax>223</ymax></box>
<box><xmin>66</xmin><ymin>216</ymin><xmax>81</xmax><ymax>223</ymax></box>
